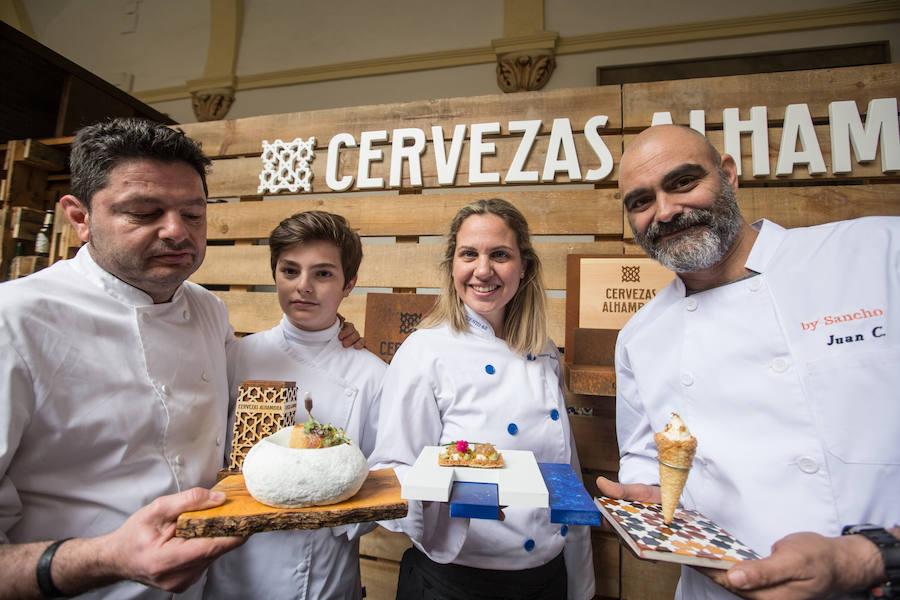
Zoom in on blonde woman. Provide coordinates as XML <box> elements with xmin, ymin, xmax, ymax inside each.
<box><xmin>370</xmin><ymin>198</ymin><xmax>594</xmax><ymax>599</ymax></box>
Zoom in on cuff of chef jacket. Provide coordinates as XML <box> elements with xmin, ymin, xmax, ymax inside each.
<box><xmin>617</xmin><ymin>456</ymin><xmax>661</xmax><ymax>488</ymax></box>
<box><xmin>333</xmin><ymin>521</ymin><xmax>377</xmax><ymax>540</ymax></box>
<box><xmin>416</xmin><ymin>500</ymin><xmax>468</xmax><ymax>564</ymax></box>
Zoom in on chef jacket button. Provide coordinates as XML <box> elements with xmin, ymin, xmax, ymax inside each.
<box><xmin>297</xmin><ymin>562</ymin><xmax>308</xmax><ymax>573</ymax></box>
<box><xmin>216</xmin><ymin>436</ymin><xmax>223</xmax><ymax>446</ymax></box>
<box><xmin>684</xmin><ymin>298</ymin><xmax>698</xmax><ymax>311</ymax></box>
<box><xmin>182</xmin><ymin>310</ymin><xmax>190</xmax><ymax>320</ymax></box>
<box><xmin>680</xmin><ymin>372</ymin><xmax>694</xmax><ymax>387</ymax></box>
<box><xmin>560</xmin><ymin>525</ymin><xmax>569</xmax><ymax>537</ymax></box>
<box><xmin>772</xmin><ymin>358</ymin><xmax>789</xmax><ymax>373</ymax></box>
<box><xmin>485</xmin><ymin>364</ymin><xmax>496</xmax><ymax>375</ymax></box>
<box><xmin>141</xmin><ymin>312</ymin><xmax>150</xmax><ymax>322</ymax></box>
<box><xmin>550</xmin><ymin>409</ymin><xmax>560</xmax><ymax>421</ymax></box>
<box><xmin>524</xmin><ymin>539</ymin><xmax>535</xmax><ymax>552</ymax></box>
<box><xmin>748</xmin><ymin>278</ymin><xmax>762</xmax><ymax>292</ymax></box>
<box><xmin>201</xmin><ymin>371</ymin><xmax>209</xmax><ymax>382</ymax></box>
<box><xmin>344</xmin><ymin>388</ymin><xmax>353</xmax><ymax>397</ymax></box>
<box><xmin>174</xmin><ymin>455</ymin><xmax>184</xmax><ymax>466</ymax></box>
<box><xmin>507</xmin><ymin>423</ymin><xmax>518</xmax><ymax>435</ymax></box>
<box><xmin>161</xmin><ymin>384</ymin><xmax>171</xmax><ymax>396</ymax></box>
<box><xmin>797</xmin><ymin>456</ymin><xmax>819</xmax><ymax>474</ymax></box>
<box><xmin>526</xmin><ymin>354</ymin><xmax>533</xmax><ymax>361</ymax></box>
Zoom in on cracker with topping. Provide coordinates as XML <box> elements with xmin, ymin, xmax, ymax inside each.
<box><xmin>438</xmin><ymin>440</ymin><xmax>504</xmax><ymax>468</ymax></box>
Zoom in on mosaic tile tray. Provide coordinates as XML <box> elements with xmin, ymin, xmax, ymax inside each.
<box><xmin>595</xmin><ymin>496</ymin><xmax>761</xmax><ymax>569</ymax></box>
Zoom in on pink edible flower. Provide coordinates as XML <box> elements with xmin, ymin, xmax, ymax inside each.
<box><xmin>456</xmin><ymin>440</ymin><xmax>469</xmax><ymax>453</ymax></box>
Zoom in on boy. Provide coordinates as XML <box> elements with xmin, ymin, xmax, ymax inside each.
<box><xmin>204</xmin><ymin>211</ymin><xmax>386</xmax><ymax>599</ymax></box>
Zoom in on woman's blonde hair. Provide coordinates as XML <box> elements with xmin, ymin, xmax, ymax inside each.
<box><xmin>419</xmin><ymin>198</ymin><xmax>548</xmax><ymax>356</ymax></box>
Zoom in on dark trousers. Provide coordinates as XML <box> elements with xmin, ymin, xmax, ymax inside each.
<box><xmin>395</xmin><ymin>546</ymin><xmax>567</xmax><ymax>600</ymax></box>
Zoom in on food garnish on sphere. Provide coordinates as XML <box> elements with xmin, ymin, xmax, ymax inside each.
<box><xmin>243</xmin><ymin>425</ymin><xmax>368</xmax><ymax>508</ymax></box>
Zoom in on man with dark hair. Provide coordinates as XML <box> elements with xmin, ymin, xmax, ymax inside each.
<box><xmin>599</xmin><ymin>125</ymin><xmax>899</xmax><ymax>599</ymax></box>
<box><xmin>67</xmin><ymin>118</ymin><xmax>213</xmax><ymax>210</ymax></box>
<box><xmin>0</xmin><ymin>118</ymin><xmax>361</xmax><ymax>599</ymax></box>
<box><xmin>0</xmin><ymin>118</ymin><xmax>243</xmax><ymax>599</ymax></box>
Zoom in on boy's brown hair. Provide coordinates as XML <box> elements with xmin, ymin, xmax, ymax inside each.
<box><xmin>268</xmin><ymin>211</ymin><xmax>363</xmax><ymax>286</ymax></box>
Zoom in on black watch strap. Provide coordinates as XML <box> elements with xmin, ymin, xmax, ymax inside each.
<box><xmin>842</xmin><ymin>525</ymin><xmax>900</xmax><ymax>598</ymax></box>
<box><xmin>36</xmin><ymin>538</ymin><xmax>72</xmax><ymax>598</ymax></box>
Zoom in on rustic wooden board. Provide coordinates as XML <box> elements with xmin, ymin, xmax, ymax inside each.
<box><xmin>570</xmin><ymin>409</ymin><xmax>619</xmax><ymax>473</ymax></box>
<box><xmin>619</xmin><ymin>543</ymin><xmax>681</xmax><ymax>600</ymax></box>
<box><xmin>565</xmin><ymin>364</ymin><xmax>617</xmax><ymax>397</ymax></box>
<box><xmin>214</xmin><ymin>291</ymin><xmax>568</xmax><ymax>346</ymax></box>
<box><xmin>8</xmin><ymin>255</ymin><xmax>48</xmax><ymax>279</ymax></box>
<box><xmin>364</xmin><ymin>292</ymin><xmax>439</xmax><ymax>363</ymax></box>
<box><xmin>593</xmin><ymin>529</ymin><xmax>622</xmax><ymax>599</ymax></box>
<box><xmin>213</xmin><ymin>291</ymin><xmax>366</xmax><ymax>336</ymax></box>
<box><xmin>206</xmin><ymin>188</ymin><xmax>623</xmax><ymax>239</ymax></box>
<box><xmin>360</xmin><ymin>555</ymin><xmax>403</xmax><ymax>600</ymax></box>
<box><xmin>193</xmin><ymin>241</ymin><xmax>621</xmax><ymax>289</ymax></box>
<box><xmin>175</xmin><ymin>468</ymin><xmax>407</xmax><ymax>538</ymax></box>
<box><xmin>205</xmin><ymin>133</ymin><xmax>621</xmax><ymax>197</ymax></box>
<box><xmin>359</xmin><ymin>525</ymin><xmax>412</xmax><ymax>562</ymax></box>
<box><xmin>180</xmin><ymin>86</ymin><xmax>623</xmax><ymax>158</ymax></box>
<box><xmin>623</xmin><ymin>63</ymin><xmax>900</xmax><ymax>128</ymax></box>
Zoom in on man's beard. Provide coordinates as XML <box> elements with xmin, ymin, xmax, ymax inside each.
<box><xmin>632</xmin><ymin>169</ymin><xmax>742</xmax><ymax>273</ymax></box>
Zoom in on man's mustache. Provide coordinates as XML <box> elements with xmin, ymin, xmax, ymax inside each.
<box><xmin>646</xmin><ymin>209</ymin><xmax>714</xmax><ymax>245</ymax></box>
<box><xmin>146</xmin><ymin>239</ymin><xmax>196</xmax><ymax>255</ymax></box>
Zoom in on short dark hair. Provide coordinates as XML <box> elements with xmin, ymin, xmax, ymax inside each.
<box><xmin>268</xmin><ymin>211</ymin><xmax>363</xmax><ymax>286</ymax></box>
<box><xmin>69</xmin><ymin>118</ymin><xmax>211</xmax><ymax>210</ymax></box>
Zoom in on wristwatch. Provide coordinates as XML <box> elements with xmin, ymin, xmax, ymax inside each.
<box><xmin>842</xmin><ymin>524</ymin><xmax>900</xmax><ymax>599</ymax></box>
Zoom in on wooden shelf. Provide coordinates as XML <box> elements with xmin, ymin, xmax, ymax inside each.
<box><xmin>565</xmin><ymin>363</ymin><xmax>616</xmax><ymax>396</ymax></box>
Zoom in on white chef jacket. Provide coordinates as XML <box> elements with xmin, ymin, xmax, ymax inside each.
<box><xmin>0</xmin><ymin>245</ymin><xmax>234</xmax><ymax>600</ymax></box>
<box><xmin>616</xmin><ymin>217</ymin><xmax>900</xmax><ymax>600</ymax></box>
<box><xmin>368</xmin><ymin>307</ymin><xmax>595</xmax><ymax>600</ymax></box>
<box><xmin>204</xmin><ymin>317</ymin><xmax>386</xmax><ymax>600</ymax></box>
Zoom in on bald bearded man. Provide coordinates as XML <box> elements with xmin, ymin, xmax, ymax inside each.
<box><xmin>598</xmin><ymin>125</ymin><xmax>900</xmax><ymax>600</ymax></box>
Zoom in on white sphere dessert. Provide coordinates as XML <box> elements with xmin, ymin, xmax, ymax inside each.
<box><xmin>242</xmin><ymin>426</ymin><xmax>369</xmax><ymax>508</ymax></box>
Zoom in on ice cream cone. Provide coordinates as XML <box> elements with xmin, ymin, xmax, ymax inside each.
<box><xmin>654</xmin><ymin>414</ymin><xmax>697</xmax><ymax>524</ymax></box>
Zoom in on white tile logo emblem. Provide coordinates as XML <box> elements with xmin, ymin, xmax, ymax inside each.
<box><xmin>258</xmin><ymin>137</ymin><xmax>317</xmax><ymax>194</ymax></box>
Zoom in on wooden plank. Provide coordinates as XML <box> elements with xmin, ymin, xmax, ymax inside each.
<box><xmin>592</xmin><ymin>529</ymin><xmax>621</xmax><ymax>600</ymax></box>
<box><xmin>359</xmin><ymin>525</ymin><xmax>412</xmax><ymax>562</ymax></box>
<box><xmin>19</xmin><ymin>139</ymin><xmax>66</xmax><ymax>171</ymax></box>
<box><xmin>215</xmin><ymin>290</ymin><xmax>568</xmax><ymax>348</ymax></box>
<box><xmin>364</xmin><ymin>293</ymin><xmax>439</xmax><ymax>363</ymax></box>
<box><xmin>622</xmin><ymin>183</ymin><xmax>900</xmax><ymax>242</ymax></box>
<box><xmin>193</xmin><ymin>241</ymin><xmax>620</xmax><ymax>289</ymax></box>
<box><xmin>570</xmin><ymin>328</ymin><xmax>619</xmax><ymax>366</ymax></box>
<box><xmin>565</xmin><ymin>364</ymin><xmax>617</xmax><ymax>397</ymax></box>
<box><xmin>566</xmin><ymin>392</ymin><xmax>616</xmax><ymax>415</ymax></box>
<box><xmin>206</xmin><ymin>133</ymin><xmax>622</xmax><ymax>197</ymax></box>
<box><xmin>570</xmin><ymin>408</ymin><xmax>619</xmax><ymax>473</ymax></box>
<box><xmin>360</xmin><ymin>556</ymin><xmax>401</xmax><ymax>600</ymax></box>
<box><xmin>11</xmin><ymin>206</ymin><xmax>44</xmax><ymax>240</ymax></box>
<box><xmin>214</xmin><ymin>291</ymin><xmax>367</xmax><ymax>336</ymax></box>
<box><xmin>5</xmin><ymin>162</ymin><xmax>50</xmax><ymax>209</ymax></box>
<box><xmin>8</xmin><ymin>255</ymin><xmax>48</xmax><ymax>279</ymax></box>
<box><xmin>623</xmin><ymin>63</ymin><xmax>900</xmax><ymax>128</ymax></box>
<box><xmin>619</xmin><ymin>545</ymin><xmax>682</xmax><ymax>600</ymax></box>
<box><xmin>175</xmin><ymin>469</ymin><xmax>406</xmax><ymax>538</ymax></box>
<box><xmin>179</xmin><ymin>85</ymin><xmax>623</xmax><ymax>158</ymax></box>
<box><xmin>206</xmin><ymin>189</ymin><xmax>623</xmax><ymax>239</ymax></box>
